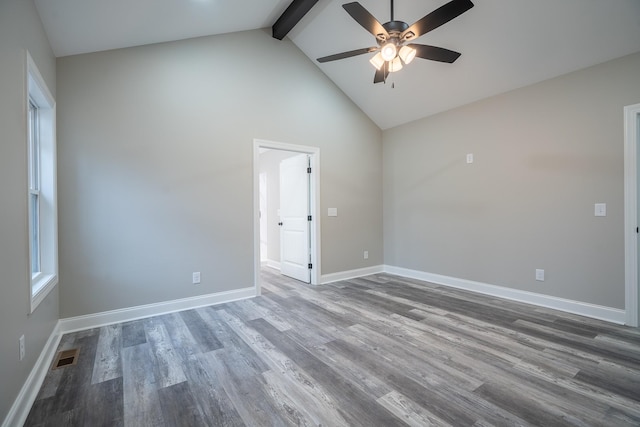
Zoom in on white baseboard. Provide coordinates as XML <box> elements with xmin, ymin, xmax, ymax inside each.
<box><xmin>384</xmin><ymin>265</ymin><xmax>627</xmax><ymax>325</ymax></box>
<box><xmin>2</xmin><ymin>322</ymin><xmax>61</xmax><ymax>427</ymax></box>
<box><xmin>3</xmin><ymin>286</ymin><xmax>256</xmax><ymax>427</ymax></box>
<box><xmin>59</xmin><ymin>287</ymin><xmax>257</xmax><ymax>333</ymax></box>
<box><xmin>265</xmin><ymin>259</ymin><xmax>281</xmax><ymax>271</ymax></box>
<box><xmin>321</xmin><ymin>265</ymin><xmax>384</xmax><ymax>284</ymax></box>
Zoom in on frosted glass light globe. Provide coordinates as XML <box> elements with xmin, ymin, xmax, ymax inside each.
<box><xmin>380</xmin><ymin>43</ymin><xmax>397</xmax><ymax>61</ymax></box>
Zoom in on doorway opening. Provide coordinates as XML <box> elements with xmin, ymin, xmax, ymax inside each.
<box><xmin>253</xmin><ymin>139</ymin><xmax>321</xmax><ymax>294</ymax></box>
<box><xmin>624</xmin><ymin>102</ymin><xmax>640</xmax><ymax>327</ymax></box>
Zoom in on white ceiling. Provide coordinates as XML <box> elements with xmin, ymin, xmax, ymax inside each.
<box><xmin>35</xmin><ymin>0</ymin><xmax>640</xmax><ymax>129</ymax></box>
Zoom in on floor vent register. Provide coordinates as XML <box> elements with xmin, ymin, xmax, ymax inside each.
<box><xmin>52</xmin><ymin>348</ymin><xmax>79</xmax><ymax>369</ymax></box>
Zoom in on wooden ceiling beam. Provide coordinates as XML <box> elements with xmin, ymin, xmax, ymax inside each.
<box><xmin>272</xmin><ymin>0</ymin><xmax>319</xmax><ymax>40</ymax></box>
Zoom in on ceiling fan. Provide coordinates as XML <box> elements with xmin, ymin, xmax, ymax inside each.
<box><xmin>317</xmin><ymin>0</ymin><xmax>474</xmax><ymax>83</ymax></box>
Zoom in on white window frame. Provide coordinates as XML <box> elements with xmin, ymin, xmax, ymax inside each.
<box><xmin>26</xmin><ymin>51</ymin><xmax>58</xmax><ymax>313</ymax></box>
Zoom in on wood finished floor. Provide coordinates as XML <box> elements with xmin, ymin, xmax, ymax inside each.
<box><xmin>26</xmin><ymin>269</ymin><xmax>640</xmax><ymax>426</ymax></box>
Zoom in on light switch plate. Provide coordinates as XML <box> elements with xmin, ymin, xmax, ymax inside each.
<box><xmin>466</xmin><ymin>153</ymin><xmax>474</xmax><ymax>164</ymax></box>
<box><xmin>594</xmin><ymin>203</ymin><xmax>606</xmax><ymax>217</ymax></box>
<box><xmin>328</xmin><ymin>208</ymin><xmax>338</xmax><ymax>217</ymax></box>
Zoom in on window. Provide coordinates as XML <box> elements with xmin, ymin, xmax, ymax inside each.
<box><xmin>27</xmin><ymin>51</ymin><xmax>58</xmax><ymax>313</ymax></box>
<box><xmin>28</xmin><ymin>99</ymin><xmax>41</xmax><ymax>274</ymax></box>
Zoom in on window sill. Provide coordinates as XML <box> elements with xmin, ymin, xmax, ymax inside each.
<box><xmin>31</xmin><ymin>273</ymin><xmax>58</xmax><ymax>314</ymax></box>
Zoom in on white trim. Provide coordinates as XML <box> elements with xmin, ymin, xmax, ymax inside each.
<box><xmin>2</xmin><ymin>322</ymin><xmax>61</xmax><ymax>427</ymax></box>
<box><xmin>384</xmin><ymin>265</ymin><xmax>627</xmax><ymax>325</ymax></box>
<box><xmin>321</xmin><ymin>265</ymin><xmax>384</xmax><ymax>284</ymax></box>
<box><xmin>26</xmin><ymin>50</ymin><xmax>58</xmax><ymax>314</ymax></box>
<box><xmin>624</xmin><ymin>102</ymin><xmax>640</xmax><ymax>327</ymax></box>
<box><xmin>58</xmin><ymin>287</ymin><xmax>256</xmax><ymax>333</ymax></box>
<box><xmin>31</xmin><ymin>274</ymin><xmax>57</xmax><ymax>312</ymax></box>
<box><xmin>253</xmin><ymin>139</ymin><xmax>321</xmax><ymax>292</ymax></box>
<box><xmin>26</xmin><ymin>52</ymin><xmax>54</xmax><ymax>106</ymax></box>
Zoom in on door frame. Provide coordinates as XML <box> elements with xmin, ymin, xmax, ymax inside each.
<box><xmin>624</xmin><ymin>102</ymin><xmax>640</xmax><ymax>327</ymax></box>
<box><xmin>253</xmin><ymin>139</ymin><xmax>321</xmax><ymax>293</ymax></box>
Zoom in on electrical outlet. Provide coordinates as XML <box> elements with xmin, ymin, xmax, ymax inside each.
<box><xmin>364</xmin><ymin>251</ymin><xmax>369</xmax><ymax>259</ymax></box>
<box><xmin>535</xmin><ymin>269</ymin><xmax>545</xmax><ymax>282</ymax></box>
<box><xmin>19</xmin><ymin>335</ymin><xmax>25</xmax><ymax>361</ymax></box>
<box><xmin>466</xmin><ymin>153</ymin><xmax>474</xmax><ymax>164</ymax></box>
<box><xmin>192</xmin><ymin>272</ymin><xmax>201</xmax><ymax>284</ymax></box>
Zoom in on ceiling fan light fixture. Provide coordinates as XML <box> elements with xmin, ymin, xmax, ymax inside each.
<box><xmin>369</xmin><ymin>52</ymin><xmax>385</xmax><ymax>70</ymax></box>
<box><xmin>399</xmin><ymin>45</ymin><xmax>416</xmax><ymax>64</ymax></box>
<box><xmin>316</xmin><ymin>0</ymin><xmax>474</xmax><ymax>84</ymax></box>
<box><xmin>380</xmin><ymin>42</ymin><xmax>397</xmax><ymax>61</ymax></box>
<box><xmin>388</xmin><ymin>57</ymin><xmax>403</xmax><ymax>73</ymax></box>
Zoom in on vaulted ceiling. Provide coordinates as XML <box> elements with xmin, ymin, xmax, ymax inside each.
<box><xmin>35</xmin><ymin>0</ymin><xmax>640</xmax><ymax>129</ymax></box>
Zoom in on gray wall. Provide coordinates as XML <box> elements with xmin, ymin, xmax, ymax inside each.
<box><xmin>383</xmin><ymin>52</ymin><xmax>640</xmax><ymax>309</ymax></box>
<box><xmin>259</xmin><ymin>149</ymin><xmax>300</xmax><ymax>264</ymax></box>
<box><xmin>56</xmin><ymin>29</ymin><xmax>383</xmax><ymax>318</ymax></box>
<box><xmin>0</xmin><ymin>0</ymin><xmax>58</xmax><ymax>421</ymax></box>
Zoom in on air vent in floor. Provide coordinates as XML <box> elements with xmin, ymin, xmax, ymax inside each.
<box><xmin>52</xmin><ymin>348</ymin><xmax>79</xmax><ymax>369</ymax></box>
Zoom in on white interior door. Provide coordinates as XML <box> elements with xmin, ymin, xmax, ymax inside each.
<box><xmin>279</xmin><ymin>154</ymin><xmax>310</xmax><ymax>283</ymax></box>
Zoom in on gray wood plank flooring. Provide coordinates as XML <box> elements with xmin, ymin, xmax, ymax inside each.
<box><xmin>25</xmin><ymin>269</ymin><xmax>640</xmax><ymax>426</ymax></box>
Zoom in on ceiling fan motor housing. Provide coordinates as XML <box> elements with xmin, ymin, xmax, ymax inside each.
<box><xmin>378</xmin><ymin>20</ymin><xmax>409</xmax><ymax>42</ymax></box>
<box><xmin>383</xmin><ymin>20</ymin><xmax>408</xmax><ymax>34</ymax></box>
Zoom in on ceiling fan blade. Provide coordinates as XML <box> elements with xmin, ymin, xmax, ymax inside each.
<box><xmin>409</xmin><ymin>44</ymin><xmax>461</xmax><ymax>63</ymax></box>
<box><xmin>343</xmin><ymin>2</ymin><xmax>389</xmax><ymax>41</ymax></box>
<box><xmin>373</xmin><ymin>67</ymin><xmax>389</xmax><ymax>84</ymax></box>
<box><xmin>317</xmin><ymin>47</ymin><xmax>378</xmax><ymax>63</ymax></box>
<box><xmin>401</xmin><ymin>0</ymin><xmax>474</xmax><ymax>41</ymax></box>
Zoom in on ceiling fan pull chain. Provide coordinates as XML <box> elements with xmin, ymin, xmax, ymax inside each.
<box><xmin>384</xmin><ymin>61</ymin><xmax>388</xmax><ymax>84</ymax></box>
